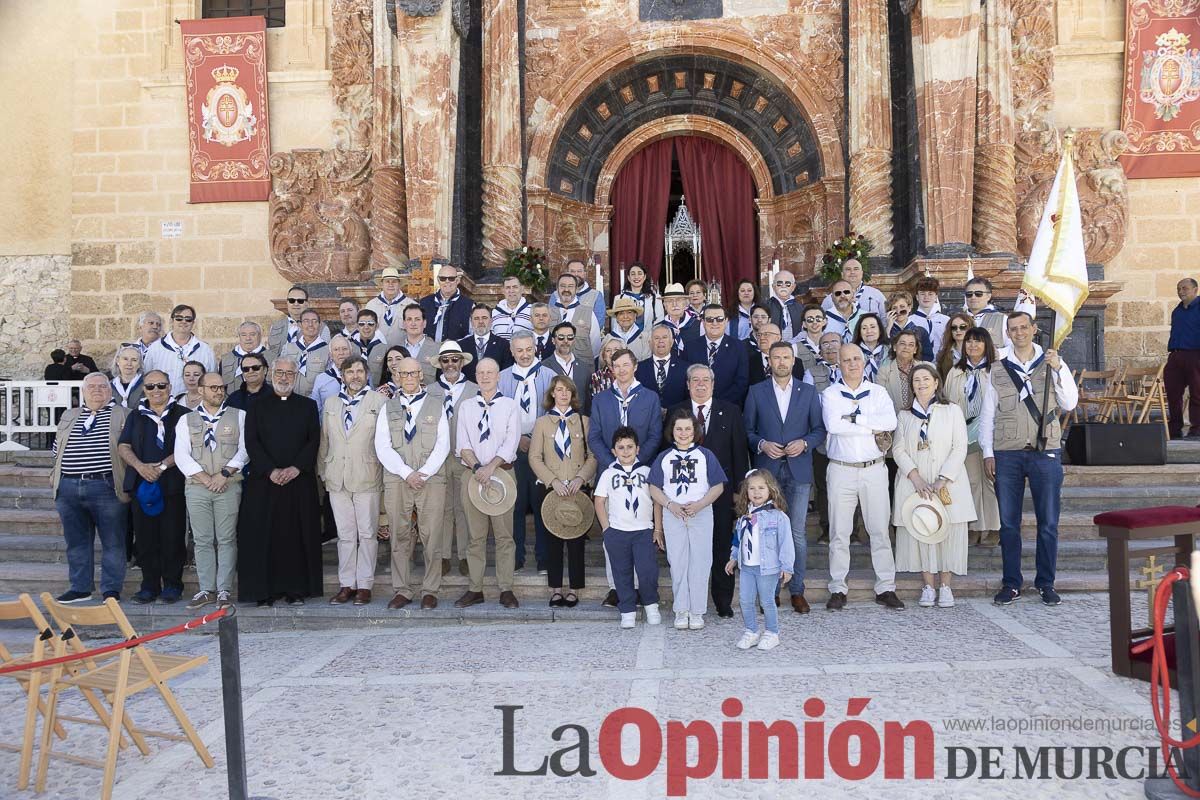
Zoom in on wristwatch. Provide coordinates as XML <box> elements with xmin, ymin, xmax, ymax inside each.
<box><xmin>220</xmin><ymin>468</ymin><xmax>234</xmax><ymax>479</ymax></box>
<box><xmin>470</xmin><ymin>463</ymin><xmax>480</xmax><ymax>472</ymax></box>
<box><xmin>155</xmin><ymin>462</ymin><xmax>165</xmax><ymax>471</ymax></box>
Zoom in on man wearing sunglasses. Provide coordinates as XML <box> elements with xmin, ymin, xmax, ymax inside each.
<box><xmin>539</xmin><ymin>321</ymin><xmax>593</xmax><ymax>415</ymax></box>
<box><xmin>683</xmin><ymin>304</ymin><xmax>749</xmax><ymax>405</ymax></box>
<box><xmin>143</xmin><ymin>303</ymin><xmax>217</xmax><ymax>395</ymax></box>
<box><xmin>822</xmin><ymin>280</ymin><xmax>866</xmax><ymax>343</ymax></box>
<box><xmin>268</xmin><ymin>285</ymin><xmax>330</xmax><ymax>357</ymax></box>
<box><xmin>367</xmin><ymin>266</ymin><xmax>417</xmax><ymax>344</ymax></box>
<box><xmin>822</xmin><ymin>258</ymin><xmax>886</xmax><ymax>318</ymax></box>
<box><xmin>766</xmin><ymin>270</ymin><xmax>804</xmax><ymax>341</ymax></box>
<box><xmin>227</xmin><ymin>352</ymin><xmax>271</xmax><ymax>411</ymax></box>
<box><xmin>419</xmin><ymin>264</ymin><xmax>473</xmax><ymax>342</ymax></box>
<box><xmin>964</xmin><ymin>277</ymin><xmax>1036</xmax><ymax>349</ymax></box>
<box><xmin>220</xmin><ymin>321</ymin><xmax>272</xmax><ymax>393</ymax></box>
<box><xmin>550</xmin><ymin>272</ymin><xmax>602</xmax><ymax>367</ymax></box>
<box><xmin>349</xmin><ymin>309</ymin><xmax>389</xmax><ymax>379</ymax></box>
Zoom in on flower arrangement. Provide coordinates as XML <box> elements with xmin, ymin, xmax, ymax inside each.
<box><xmin>502</xmin><ymin>244</ymin><xmax>549</xmax><ymax>294</ymax></box>
<box><xmin>820</xmin><ymin>233</ymin><xmax>874</xmax><ymax>282</ymax></box>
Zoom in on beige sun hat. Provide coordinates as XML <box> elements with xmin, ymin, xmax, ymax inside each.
<box><xmin>901</xmin><ymin>492</ymin><xmax>949</xmax><ymax>545</ymax></box>
<box><xmin>541</xmin><ymin>492</ymin><xmax>595</xmax><ymax>540</ymax></box>
<box><xmin>467</xmin><ymin>468</ymin><xmax>518</xmax><ymax>516</ymax></box>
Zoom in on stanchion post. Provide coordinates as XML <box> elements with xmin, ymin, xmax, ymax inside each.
<box><xmin>1174</xmin><ymin>579</ymin><xmax>1200</xmax><ymax>791</ymax></box>
<box><xmin>218</xmin><ymin>607</ymin><xmax>249</xmax><ymax>800</ymax></box>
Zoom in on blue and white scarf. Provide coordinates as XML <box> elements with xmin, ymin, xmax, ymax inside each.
<box><xmin>512</xmin><ymin>363</ymin><xmax>541</xmax><ymax>416</ymax></box>
<box><xmin>860</xmin><ymin>344</ymin><xmax>885</xmax><ymax>382</ymax></box>
<box><xmin>615</xmin><ymin>463</ymin><xmax>641</xmax><ymax>513</ymax></box>
<box><xmin>160</xmin><ymin>335</ymin><xmax>201</xmax><ymax>363</ymax></box>
<box><xmin>434</xmin><ymin>290</ymin><xmax>462</xmax><ymax>334</ymax></box>
<box><xmin>476</xmin><ymin>393</ymin><xmax>502</xmax><ymax>442</ymax></box>
<box><xmin>910</xmin><ymin>401</ymin><xmax>932</xmax><ymax>447</ymax></box>
<box><xmin>295</xmin><ymin>338</ymin><xmax>328</xmax><ymax>376</ymax></box>
<box><xmin>339</xmin><ymin>387</ymin><xmax>369</xmax><ymax>432</ymax></box>
<box><xmin>668</xmin><ymin>445</ymin><xmax>699</xmax><ymax>497</ymax></box>
<box><xmin>737</xmin><ymin>501</ymin><xmax>777</xmax><ymax>560</ymax></box>
<box><xmin>839</xmin><ymin>383</ymin><xmax>870</xmax><ymax>424</ymax></box>
<box><xmin>438</xmin><ymin>375</ymin><xmax>464</xmax><ymax>419</ymax></box>
<box><xmin>398</xmin><ymin>390</ymin><xmax>426</xmax><ymax>442</ymax></box>
<box><xmin>613</xmin><ymin>381</ymin><xmax>642</xmax><ymax>426</ymax></box>
<box><xmin>137</xmin><ymin>397</ymin><xmax>175</xmax><ymax>449</ymax></box>
<box><xmin>81</xmin><ymin>400</ymin><xmax>116</xmax><ymax>434</ymax></box>
<box><xmin>197</xmin><ymin>403</ymin><xmax>228</xmax><ymax>450</ymax></box>
<box><xmin>552</xmin><ymin>409</ymin><xmax>574</xmax><ymax>461</ymax></box>
<box><xmin>377</xmin><ymin>291</ymin><xmax>410</xmax><ymax>328</ymax></box>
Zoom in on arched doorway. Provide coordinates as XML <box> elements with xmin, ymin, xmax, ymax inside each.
<box><xmin>609</xmin><ymin>136</ymin><xmax>758</xmax><ymax>296</ymax></box>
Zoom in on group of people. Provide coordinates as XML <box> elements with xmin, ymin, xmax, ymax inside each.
<box><xmin>47</xmin><ymin>256</ymin><xmax>1085</xmax><ymax>651</ymax></box>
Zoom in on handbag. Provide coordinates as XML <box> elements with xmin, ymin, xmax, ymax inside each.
<box><xmin>937</xmin><ymin>484</ymin><xmax>953</xmax><ymax>506</ymax></box>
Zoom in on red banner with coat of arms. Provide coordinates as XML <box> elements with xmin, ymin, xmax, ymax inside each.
<box><xmin>1119</xmin><ymin>0</ymin><xmax>1200</xmax><ymax>178</ymax></box>
<box><xmin>180</xmin><ymin>16</ymin><xmax>271</xmax><ymax>202</ymax></box>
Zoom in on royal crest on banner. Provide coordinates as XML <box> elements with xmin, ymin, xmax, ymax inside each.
<box><xmin>181</xmin><ymin>17</ymin><xmax>272</xmax><ymax>202</ymax></box>
<box><xmin>1119</xmin><ymin>0</ymin><xmax>1200</xmax><ymax>178</ymax></box>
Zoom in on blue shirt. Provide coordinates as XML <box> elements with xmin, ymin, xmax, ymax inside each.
<box><xmin>1169</xmin><ymin>299</ymin><xmax>1200</xmax><ymax>351</ymax></box>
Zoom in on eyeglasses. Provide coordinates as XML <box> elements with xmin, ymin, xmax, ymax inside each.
<box><xmin>397</xmin><ymin>370</ymin><xmax>421</xmax><ymax>377</ymax></box>
<box><xmin>439</xmin><ymin>357</ymin><xmax>463</xmax><ymax>364</ymax></box>
<box><xmin>173</xmin><ymin>316</ymin><xmax>195</xmax><ymax>322</ymax></box>
<box><xmin>555</xmin><ymin>334</ymin><xmax>576</xmax><ymax>341</ymax></box>
<box><xmin>965</xmin><ymin>291</ymin><xmax>988</xmax><ymax>298</ymax></box>
<box><xmin>703</xmin><ymin>317</ymin><xmax>725</xmax><ymax>324</ymax></box>
<box><xmin>202</xmin><ymin>384</ymin><xmax>226</xmax><ymax>391</ymax></box>
<box><xmin>774</xmin><ymin>281</ymin><xmax>794</xmax><ymax>287</ymax></box>
<box><xmin>832</xmin><ymin>290</ymin><xmax>851</xmax><ymax>297</ymax></box>
<box><xmin>950</xmin><ymin>324</ymin><xmax>969</xmax><ymax>332</ymax></box>
<box><xmin>286</xmin><ymin>298</ymin><xmax>307</xmax><ymax>304</ymax></box>
<box><xmin>144</xmin><ymin>382</ymin><xmax>169</xmax><ymax>391</ymax></box>
<box><xmin>803</xmin><ymin>316</ymin><xmax>824</xmax><ymax>323</ymax></box>
<box><xmin>438</xmin><ymin>275</ymin><xmax>458</xmax><ymax>282</ymax></box>
<box><xmin>273</xmin><ymin>370</ymin><xmax>298</xmax><ymax>378</ymax></box>
<box><xmin>242</xmin><ymin>364</ymin><xmax>263</xmax><ymax>372</ymax></box>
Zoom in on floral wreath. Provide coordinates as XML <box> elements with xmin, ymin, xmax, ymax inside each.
<box><xmin>502</xmin><ymin>245</ymin><xmax>549</xmax><ymax>294</ymax></box>
<box><xmin>820</xmin><ymin>233</ymin><xmax>874</xmax><ymax>283</ymax></box>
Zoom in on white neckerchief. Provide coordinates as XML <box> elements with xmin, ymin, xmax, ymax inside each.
<box><xmin>197</xmin><ymin>402</ymin><xmax>228</xmax><ymax>450</ymax></box>
<box><xmin>111</xmin><ymin>374</ymin><xmax>142</xmax><ymax>406</ymax></box>
<box><xmin>377</xmin><ymin>291</ymin><xmax>410</xmax><ymax>328</ymax></box>
<box><xmin>161</xmin><ymin>333</ymin><xmax>201</xmax><ymax>362</ymax></box>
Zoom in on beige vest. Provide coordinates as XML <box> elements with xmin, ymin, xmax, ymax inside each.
<box><xmin>319</xmin><ymin>391</ymin><xmax>385</xmax><ymax>492</ymax></box>
<box><xmin>382</xmin><ymin>394</ymin><xmax>446</xmax><ymax>485</ymax></box>
<box><xmin>556</xmin><ymin>305</ymin><xmax>596</xmax><ymax>365</ymax></box>
<box><xmin>185</xmin><ymin>408</ymin><xmax>245</xmax><ymax>483</ymax></box>
<box><xmin>991</xmin><ymin>358</ymin><xmax>1062</xmax><ymax>451</ymax></box>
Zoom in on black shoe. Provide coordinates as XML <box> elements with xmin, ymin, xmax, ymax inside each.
<box><xmin>256</xmin><ymin>599</ymin><xmax>274</xmax><ymax>608</ymax></box>
<box><xmin>130</xmin><ymin>590</ymin><xmax>157</xmax><ymax>605</ymax></box>
<box><xmin>563</xmin><ymin>592</ymin><xmax>578</xmax><ymax>608</ymax></box>
<box><xmin>875</xmin><ymin>591</ymin><xmax>905</xmax><ymax>610</ymax></box>
<box><xmin>602</xmin><ymin>589</ymin><xmax>618</xmax><ymax>608</ymax></box>
<box><xmin>826</xmin><ymin>592</ymin><xmax>846</xmax><ymax>611</ymax></box>
<box><xmin>1038</xmin><ymin>586</ymin><xmax>1062</xmax><ymax>606</ymax></box>
<box><xmin>56</xmin><ymin>590</ymin><xmax>92</xmax><ymax>604</ymax></box>
<box><xmin>102</xmin><ymin>591</ymin><xmax>120</xmax><ymax>602</ymax></box>
<box><xmin>716</xmin><ymin>605</ymin><xmax>735</xmax><ymax>619</ymax></box>
<box><xmin>549</xmin><ymin>592</ymin><xmax>565</xmax><ymax>608</ymax></box>
<box><xmin>993</xmin><ymin>587</ymin><xmax>1020</xmax><ymax>606</ymax></box>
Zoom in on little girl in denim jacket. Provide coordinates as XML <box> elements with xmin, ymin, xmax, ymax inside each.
<box><xmin>725</xmin><ymin>469</ymin><xmax>795</xmax><ymax>651</ymax></box>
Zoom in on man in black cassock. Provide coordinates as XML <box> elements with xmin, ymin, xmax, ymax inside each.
<box><xmin>237</xmin><ymin>356</ymin><xmax>324</xmax><ymax>605</ymax></box>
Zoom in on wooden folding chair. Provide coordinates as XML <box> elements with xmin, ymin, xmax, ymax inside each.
<box><xmin>36</xmin><ymin>594</ymin><xmax>214</xmax><ymax>800</ymax></box>
<box><xmin>0</xmin><ymin>593</ymin><xmax>131</xmax><ymax>790</ymax></box>
<box><xmin>1071</xmin><ymin>367</ymin><xmax>1122</xmax><ymax>424</ymax></box>
<box><xmin>1105</xmin><ymin>364</ymin><xmax>1171</xmax><ymax>439</ymax></box>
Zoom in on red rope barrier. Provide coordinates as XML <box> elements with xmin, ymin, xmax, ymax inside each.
<box><xmin>1144</xmin><ymin>567</ymin><xmax>1200</xmax><ymax>798</ymax></box>
<box><xmin>0</xmin><ymin>606</ymin><xmax>229</xmax><ymax>677</ymax></box>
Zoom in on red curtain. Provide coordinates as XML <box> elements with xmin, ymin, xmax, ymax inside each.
<box><xmin>673</xmin><ymin>137</ymin><xmax>757</xmax><ymax>295</ymax></box>
<box><xmin>609</xmin><ymin>138</ymin><xmax>674</xmax><ymax>290</ymax></box>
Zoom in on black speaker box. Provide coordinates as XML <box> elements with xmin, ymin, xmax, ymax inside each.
<box><xmin>1065</xmin><ymin>423</ymin><xmax>1166</xmax><ymax>466</ymax></box>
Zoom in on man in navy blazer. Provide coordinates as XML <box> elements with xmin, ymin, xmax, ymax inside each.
<box><xmin>743</xmin><ymin>341</ymin><xmax>826</xmax><ymax>614</ymax></box>
<box><xmin>684</xmin><ymin>304</ymin><xmax>749</xmax><ymax>405</ymax></box>
<box><xmin>588</xmin><ymin>349</ymin><xmax>662</xmax><ymax>472</ymax></box>
<box><xmin>457</xmin><ymin>304</ymin><xmax>513</xmax><ymax>382</ymax></box>
<box><xmin>420</xmin><ymin>264</ymin><xmax>473</xmax><ymax>341</ymax></box>
<box><xmin>635</xmin><ymin>324</ymin><xmax>689</xmax><ymax>410</ymax></box>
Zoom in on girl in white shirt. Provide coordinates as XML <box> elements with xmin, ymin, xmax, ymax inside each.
<box><xmin>725</xmin><ymin>469</ymin><xmax>794</xmax><ymax>651</ymax></box>
<box><xmin>648</xmin><ymin>408</ymin><xmax>727</xmax><ymax>631</ymax></box>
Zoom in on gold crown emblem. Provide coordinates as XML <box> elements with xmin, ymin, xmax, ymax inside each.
<box><xmin>1155</xmin><ymin>28</ymin><xmax>1190</xmax><ymax>53</ymax></box>
<box><xmin>211</xmin><ymin>64</ymin><xmax>240</xmax><ymax>83</ymax></box>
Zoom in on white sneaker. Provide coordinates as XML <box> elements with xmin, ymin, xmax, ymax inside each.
<box><xmin>674</xmin><ymin>612</ymin><xmax>689</xmax><ymax>630</ymax></box>
<box><xmin>756</xmin><ymin>632</ymin><xmax>781</xmax><ymax>651</ymax></box>
<box><xmin>918</xmin><ymin>585</ymin><xmax>936</xmax><ymax>608</ymax></box>
<box><xmin>736</xmin><ymin>630</ymin><xmax>761</xmax><ymax>650</ymax></box>
<box><xmin>644</xmin><ymin>604</ymin><xmax>662</xmax><ymax>625</ymax></box>
<box><xmin>216</xmin><ymin>590</ymin><xmax>233</xmax><ymax>609</ymax></box>
<box><xmin>688</xmin><ymin>614</ymin><xmax>705</xmax><ymax>630</ymax></box>
<box><xmin>620</xmin><ymin>612</ymin><xmax>637</xmax><ymax>628</ymax></box>
<box><xmin>937</xmin><ymin>586</ymin><xmax>955</xmax><ymax>608</ymax></box>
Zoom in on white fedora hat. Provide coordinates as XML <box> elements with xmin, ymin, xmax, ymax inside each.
<box><xmin>900</xmin><ymin>492</ymin><xmax>949</xmax><ymax>545</ymax></box>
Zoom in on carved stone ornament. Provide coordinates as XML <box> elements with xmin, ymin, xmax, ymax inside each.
<box><xmin>385</xmin><ymin>0</ymin><xmax>466</xmax><ymax>40</ymax></box>
<box><xmin>269</xmin><ymin>149</ymin><xmax>373</xmax><ymax>284</ymax></box>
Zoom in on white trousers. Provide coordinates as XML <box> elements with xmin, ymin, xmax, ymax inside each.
<box><xmin>330</xmin><ymin>490</ymin><xmax>380</xmax><ymax>590</ymax></box>
<box><xmin>826</xmin><ymin>462</ymin><xmax>896</xmax><ymax>594</ymax></box>
<box><xmin>663</xmin><ymin>505</ymin><xmax>713</xmax><ymax>615</ymax></box>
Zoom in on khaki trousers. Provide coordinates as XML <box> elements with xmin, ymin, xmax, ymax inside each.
<box><xmin>184</xmin><ymin>482</ymin><xmax>240</xmax><ymax>594</ymax></box>
<box><xmin>826</xmin><ymin>461</ymin><xmax>896</xmax><ymax>595</ymax></box>
<box><xmin>385</xmin><ymin>477</ymin><xmax>446</xmax><ymax>598</ymax></box>
<box><xmin>462</xmin><ymin>474</ymin><xmax>515</xmax><ymax>592</ymax></box>
<box><xmin>329</xmin><ymin>490</ymin><xmax>381</xmax><ymax>590</ymax></box>
<box><xmin>965</xmin><ymin>449</ymin><xmax>1000</xmax><ymax>532</ymax></box>
<box><xmin>441</xmin><ymin>465</ymin><xmax>470</xmax><ymax>560</ymax></box>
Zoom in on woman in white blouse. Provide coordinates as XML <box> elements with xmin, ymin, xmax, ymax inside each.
<box><xmin>892</xmin><ymin>363</ymin><xmax>977</xmax><ymax>608</ymax></box>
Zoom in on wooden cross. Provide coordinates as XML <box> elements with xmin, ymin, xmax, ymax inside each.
<box><xmin>1135</xmin><ymin>555</ymin><xmax>1166</xmax><ymax>627</ymax></box>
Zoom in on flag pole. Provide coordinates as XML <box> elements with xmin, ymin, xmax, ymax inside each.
<box><xmin>1036</xmin><ymin>129</ymin><xmax>1075</xmax><ymax>451</ymax></box>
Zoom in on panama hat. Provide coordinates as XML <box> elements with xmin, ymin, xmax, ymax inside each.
<box><xmin>428</xmin><ymin>340</ymin><xmax>473</xmax><ymax>367</ymax></box>
<box><xmin>900</xmin><ymin>492</ymin><xmax>949</xmax><ymax>545</ymax></box>
<box><xmin>467</xmin><ymin>468</ymin><xmax>518</xmax><ymax>516</ymax></box>
<box><xmin>607</xmin><ymin>296</ymin><xmax>642</xmax><ymax>318</ymax></box>
<box><xmin>378</xmin><ymin>266</ymin><xmax>404</xmax><ymax>281</ymax></box>
<box><xmin>541</xmin><ymin>492</ymin><xmax>595</xmax><ymax>540</ymax></box>
<box><xmin>661</xmin><ymin>283</ymin><xmax>686</xmax><ymax>297</ymax></box>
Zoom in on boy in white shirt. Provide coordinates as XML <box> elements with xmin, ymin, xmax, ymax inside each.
<box><xmin>594</xmin><ymin>426</ymin><xmax>661</xmax><ymax>628</ymax></box>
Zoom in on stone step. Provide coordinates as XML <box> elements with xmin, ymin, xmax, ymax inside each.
<box><xmin>0</xmin><ymin>560</ymin><xmax>1112</xmax><ymax>607</ymax></box>
<box><xmin>1168</xmin><ymin>440</ymin><xmax>1200</xmax><ymax>464</ymax></box>
<box><xmin>0</xmin><ymin>465</ymin><xmax>52</xmax><ymax>488</ymax></box>
<box><xmin>1060</xmin><ymin>464</ymin><xmax>1200</xmax><ymax>487</ymax></box>
<box><xmin>0</xmin><ymin>485</ymin><xmax>56</xmax><ymax>510</ymax></box>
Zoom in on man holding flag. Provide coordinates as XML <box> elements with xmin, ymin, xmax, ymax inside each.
<box><xmin>980</xmin><ymin>132</ymin><xmax>1084</xmax><ymax>608</ymax></box>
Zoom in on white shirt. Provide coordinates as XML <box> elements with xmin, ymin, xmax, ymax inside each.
<box><xmin>979</xmin><ymin>344</ymin><xmax>1079</xmax><ymax>457</ymax></box>
<box><xmin>914</xmin><ymin>306</ymin><xmax>949</xmax><ymax>353</ymax></box>
<box><xmin>373</xmin><ymin>394</ymin><xmax>451</xmax><ymax>479</ymax></box>
<box><xmin>648</xmin><ymin>445</ymin><xmax>727</xmax><ymax>504</ymax></box>
<box><xmin>820</xmin><ymin>380</ymin><xmax>898</xmax><ymax>463</ymax></box>
<box><xmin>554</xmin><ymin>353</ymin><xmax>577</xmax><ymax>375</ymax></box>
<box><xmin>595</xmin><ymin>462</ymin><xmax>654</xmax><ymax>532</ymax></box>
<box><xmin>143</xmin><ymin>334</ymin><xmax>218</xmax><ymax>395</ymax></box>
<box><xmin>455</xmin><ymin>392</ymin><xmax>521</xmax><ymax>466</ymax></box>
<box><xmin>772</xmin><ymin>378</ymin><xmax>793</xmax><ymax>422</ymax></box>
<box><xmin>172</xmin><ymin>409</ymin><xmax>248</xmax><ymax>477</ymax></box>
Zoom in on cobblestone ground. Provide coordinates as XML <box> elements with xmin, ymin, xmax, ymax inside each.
<box><xmin>0</xmin><ymin>593</ymin><xmax>1185</xmax><ymax>799</ymax></box>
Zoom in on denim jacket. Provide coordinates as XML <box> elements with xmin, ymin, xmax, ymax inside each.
<box><xmin>729</xmin><ymin>508</ymin><xmax>795</xmax><ymax>576</ymax></box>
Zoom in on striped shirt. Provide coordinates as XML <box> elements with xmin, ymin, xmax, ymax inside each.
<box><xmin>491</xmin><ymin>299</ymin><xmax>534</xmax><ymax>340</ymax></box>
<box><xmin>54</xmin><ymin>406</ymin><xmax>115</xmax><ymax>476</ymax></box>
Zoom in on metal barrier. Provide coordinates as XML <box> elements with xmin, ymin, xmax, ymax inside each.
<box><xmin>0</xmin><ymin>382</ymin><xmax>81</xmax><ymax>451</ymax></box>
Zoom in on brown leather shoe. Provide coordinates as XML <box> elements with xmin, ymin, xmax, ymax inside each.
<box><xmin>420</xmin><ymin>594</ymin><xmax>438</xmax><ymax>609</ymax></box>
<box><xmin>387</xmin><ymin>592</ymin><xmax>411</xmax><ymax>609</ymax></box>
<box><xmin>458</xmin><ymin>559</ymin><xmax>469</xmax><ymax>577</ymax></box>
<box><xmin>441</xmin><ymin>559</ymin><xmax>451</xmax><ymax>575</ymax></box>
<box><xmin>791</xmin><ymin>593</ymin><xmax>811</xmax><ymax>614</ymax></box>
<box><xmin>499</xmin><ymin>590</ymin><xmax>519</xmax><ymax>608</ymax></box>
<box><xmin>454</xmin><ymin>590</ymin><xmax>485</xmax><ymax>608</ymax></box>
<box><xmin>353</xmin><ymin>589</ymin><xmax>371</xmax><ymax>606</ymax></box>
<box><xmin>329</xmin><ymin>587</ymin><xmax>354</xmax><ymax>605</ymax></box>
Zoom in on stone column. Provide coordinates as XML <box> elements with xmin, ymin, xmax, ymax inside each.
<box><xmin>848</xmin><ymin>0</ymin><xmax>894</xmax><ymax>256</ymax></box>
<box><xmin>480</xmin><ymin>0</ymin><xmax>523</xmax><ymax>267</ymax></box>
<box><xmin>395</xmin><ymin>1</ymin><xmax>460</xmax><ymax>260</ymax></box>
<box><xmin>972</xmin><ymin>0</ymin><xmax>1017</xmax><ymax>255</ymax></box>
<box><xmin>910</xmin><ymin>0</ymin><xmax>980</xmax><ymax>248</ymax></box>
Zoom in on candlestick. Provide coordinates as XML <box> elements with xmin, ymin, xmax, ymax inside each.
<box><xmin>595</xmin><ymin>261</ymin><xmax>601</xmax><ymax>293</ymax></box>
<box><xmin>619</xmin><ymin>267</ymin><xmax>625</xmax><ymax>291</ymax></box>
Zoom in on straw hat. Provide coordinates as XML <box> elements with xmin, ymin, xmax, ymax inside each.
<box><xmin>661</xmin><ymin>283</ymin><xmax>686</xmax><ymax>297</ymax></box>
<box><xmin>467</xmin><ymin>469</ymin><xmax>518</xmax><ymax>516</ymax></box>
<box><xmin>900</xmin><ymin>492</ymin><xmax>949</xmax><ymax>545</ymax></box>
<box><xmin>541</xmin><ymin>492</ymin><xmax>595</xmax><ymax>540</ymax></box>
<box><xmin>428</xmin><ymin>340</ymin><xmax>473</xmax><ymax>367</ymax></box>
<box><xmin>607</xmin><ymin>296</ymin><xmax>642</xmax><ymax>318</ymax></box>
<box><xmin>379</xmin><ymin>266</ymin><xmax>404</xmax><ymax>281</ymax></box>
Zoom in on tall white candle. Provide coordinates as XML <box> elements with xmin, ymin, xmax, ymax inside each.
<box><xmin>619</xmin><ymin>267</ymin><xmax>625</xmax><ymax>291</ymax></box>
<box><xmin>595</xmin><ymin>261</ymin><xmax>601</xmax><ymax>292</ymax></box>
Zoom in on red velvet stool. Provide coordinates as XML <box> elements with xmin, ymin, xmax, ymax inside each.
<box><xmin>1094</xmin><ymin>505</ymin><xmax>1200</xmax><ymax>681</ymax></box>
